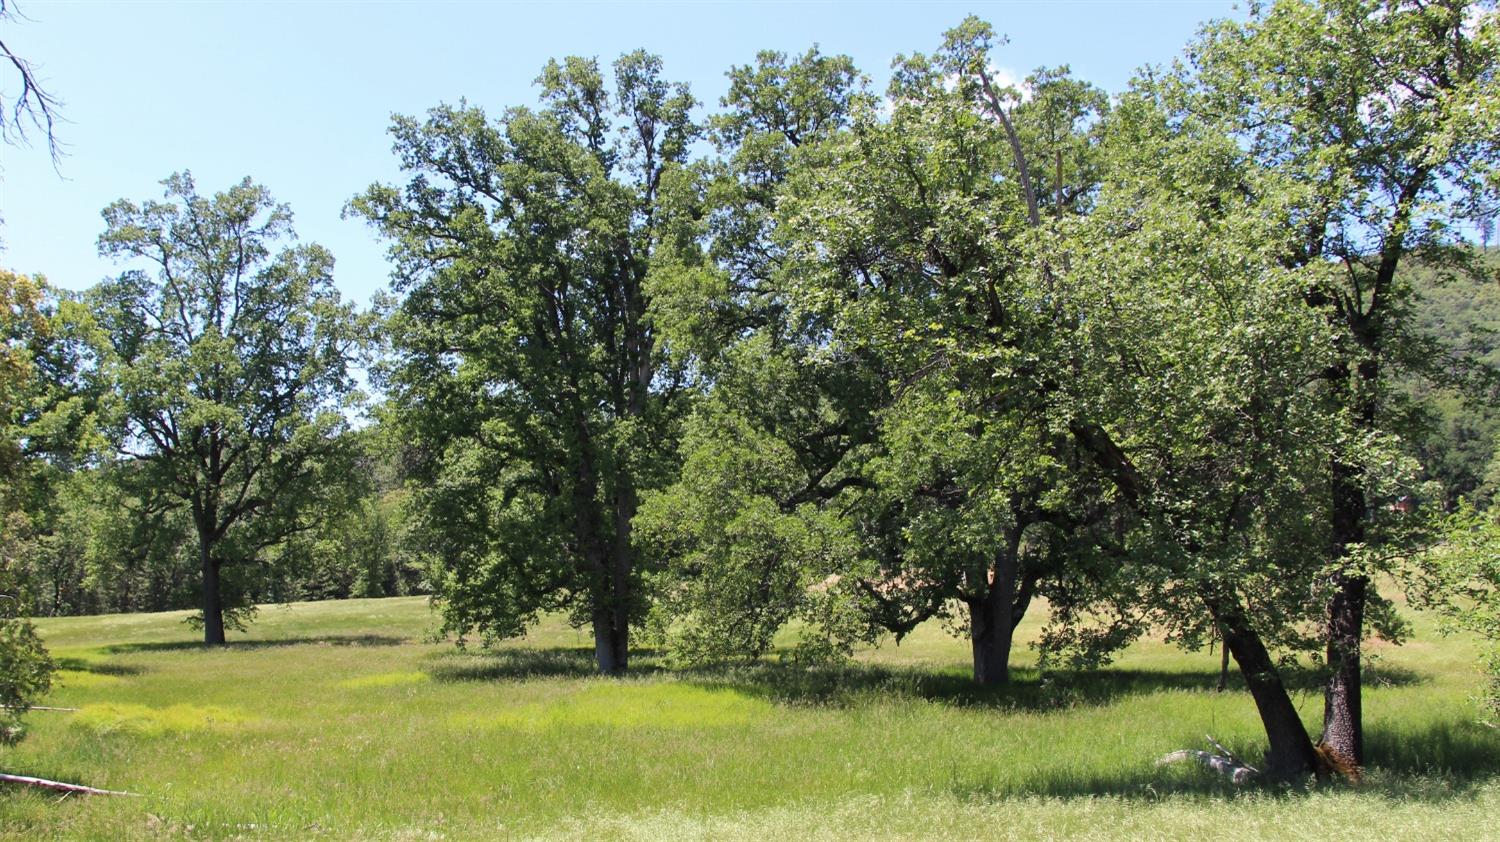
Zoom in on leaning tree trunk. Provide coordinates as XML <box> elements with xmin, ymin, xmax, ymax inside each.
<box><xmin>1209</xmin><ymin>598</ymin><xmax>1321</xmax><ymax>779</ymax></box>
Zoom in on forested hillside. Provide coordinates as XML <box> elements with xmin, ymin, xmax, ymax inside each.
<box><xmin>1410</xmin><ymin>249</ymin><xmax>1500</xmax><ymax>507</ymax></box>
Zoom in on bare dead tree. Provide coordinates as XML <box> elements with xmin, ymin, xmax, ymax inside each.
<box><xmin>0</xmin><ymin>0</ymin><xmax>63</xmax><ymax>164</ymax></box>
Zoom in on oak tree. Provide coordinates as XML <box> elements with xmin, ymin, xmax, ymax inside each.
<box><xmin>93</xmin><ymin>173</ymin><xmax>360</xmax><ymax>644</ymax></box>
<box><xmin>1181</xmin><ymin>0</ymin><xmax>1500</xmax><ymax>767</ymax></box>
<box><xmin>352</xmin><ymin>53</ymin><xmax>702</xmax><ymax>674</ymax></box>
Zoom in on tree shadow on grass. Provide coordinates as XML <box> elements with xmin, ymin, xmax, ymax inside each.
<box><xmin>421</xmin><ymin>645</ymin><xmax>1230</xmax><ymax>708</ymax></box>
<box><xmin>935</xmin><ymin>718</ymin><xmax>1500</xmax><ymax>803</ymax></box>
<box><xmin>53</xmin><ymin>656</ymin><xmax>145</xmax><ymax>676</ymax></box>
<box><xmin>102</xmin><ymin>634</ymin><xmax>408</xmax><ymax>654</ymax></box>
<box><xmin>683</xmin><ymin>659</ymin><xmax>1421</xmax><ymax>713</ymax></box>
<box><xmin>416</xmin><ymin>644</ymin><xmax>1426</xmax><ymax>715</ymax></box>
<box><xmin>1366</xmin><ymin>718</ymin><xmax>1500</xmax><ymax>783</ymax></box>
<box><xmin>406</xmin><ymin>644</ymin><xmax>1490</xmax><ymax>803</ymax></box>
<box><xmin>930</xmin><ymin>714</ymin><xmax>1494</xmax><ymax>798</ymax></box>
<box><xmin>1276</xmin><ymin>660</ymin><xmax>1425</xmax><ymax>693</ymax></box>
<box><xmin>424</xmin><ymin>646</ymin><xmax>667</xmax><ymax>682</ymax></box>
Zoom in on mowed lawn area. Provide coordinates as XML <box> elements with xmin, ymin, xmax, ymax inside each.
<box><xmin>2</xmin><ymin>597</ymin><xmax>1497</xmax><ymax>840</ymax></box>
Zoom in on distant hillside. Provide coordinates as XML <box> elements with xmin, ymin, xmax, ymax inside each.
<box><xmin>1408</xmin><ymin>247</ymin><xmax>1500</xmax><ymax>507</ymax></box>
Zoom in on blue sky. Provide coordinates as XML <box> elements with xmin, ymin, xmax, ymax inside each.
<box><xmin>1</xmin><ymin>1</ymin><xmax>1240</xmax><ymax>308</ymax></box>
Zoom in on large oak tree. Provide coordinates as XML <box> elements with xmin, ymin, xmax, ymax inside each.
<box><xmin>1179</xmin><ymin>0</ymin><xmax>1500</xmax><ymax>767</ymax></box>
<box><xmin>94</xmin><ymin>173</ymin><xmax>360</xmax><ymax>644</ymax></box>
<box><xmin>352</xmin><ymin>52</ymin><xmax>703</xmax><ymax>674</ymax></box>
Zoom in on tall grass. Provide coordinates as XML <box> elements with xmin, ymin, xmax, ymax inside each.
<box><xmin>0</xmin><ymin>596</ymin><xmax>1495</xmax><ymax>840</ymax></box>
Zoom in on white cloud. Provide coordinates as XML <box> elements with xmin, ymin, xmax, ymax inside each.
<box><xmin>941</xmin><ymin>65</ymin><xmax>1031</xmax><ymax>103</ymax></box>
<box><xmin>986</xmin><ymin>66</ymin><xmax>1032</xmax><ymax>104</ymax></box>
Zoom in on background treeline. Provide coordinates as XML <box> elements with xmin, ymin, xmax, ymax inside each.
<box><xmin>14</xmin><ymin>424</ymin><xmax>425</xmax><ymax>618</ymax></box>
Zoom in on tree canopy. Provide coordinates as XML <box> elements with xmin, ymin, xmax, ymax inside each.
<box><xmin>352</xmin><ymin>52</ymin><xmax>705</xmax><ymax>674</ymax></box>
<box><xmin>93</xmin><ymin>173</ymin><xmax>361</xmax><ymax>644</ymax></box>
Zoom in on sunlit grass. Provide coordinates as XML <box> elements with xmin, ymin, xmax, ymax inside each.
<box><xmin>458</xmin><ymin>683</ymin><xmax>773</xmax><ymax>732</ymax></box>
<box><xmin>71</xmin><ymin>703</ymin><xmax>256</xmax><ymax>739</ymax></box>
<box><xmin>0</xmin><ymin>595</ymin><xmax>1495</xmax><ymax>839</ymax></box>
<box><xmin>337</xmin><ymin>671</ymin><xmax>431</xmax><ymax>690</ymax></box>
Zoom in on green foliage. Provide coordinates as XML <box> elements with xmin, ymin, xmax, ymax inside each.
<box><xmin>1174</xmin><ymin>0</ymin><xmax>1500</xmax><ymax>761</ymax></box>
<box><xmin>637</xmin><ymin>47</ymin><xmax>906</xmax><ymax>667</ymax></box>
<box><xmin>1061</xmin><ymin>140</ymin><xmax>1345</xmax><ymax>658</ymax></box>
<box><xmin>0</xmin><ymin>616</ymin><xmax>51</xmax><ymax>745</ymax></box>
<box><xmin>0</xmin><ymin>269</ymin><xmax>47</xmax><ymax>488</ymax></box>
<box><xmin>267</xmin><ymin>426</ymin><xmax>424</xmax><ymax>602</ymax></box>
<box><xmin>7</xmin><ymin>420</ymin><xmax>424</xmax><ymax>618</ymax></box>
<box><xmin>352</xmin><ymin>53</ymin><xmax>704</xmax><ymax>670</ymax></box>
<box><xmin>0</xmin><ymin>267</ymin><xmax>75</xmax><ymax>744</ymax></box>
<box><xmin>637</xmin><ymin>342</ymin><xmax>875</xmax><ymax>664</ymax></box>
<box><xmin>1404</xmin><ymin>251</ymin><xmax>1500</xmax><ymax>508</ymax></box>
<box><xmin>1</xmin><ymin>507</ymin><xmax>52</xmax><ymax>746</ymax></box>
<box><xmin>7</xmin><ymin>3</ymin><xmax>1500</xmax><ymax>787</ymax></box>
<box><xmin>769</xmin><ymin>19</ymin><xmax>1131</xmax><ymax>679</ymax></box>
<box><xmin>1417</xmin><ymin>503</ymin><xmax>1500</xmax><ymax>719</ymax></box>
<box><xmin>91</xmin><ymin>172</ymin><xmax>362</xmax><ymax>641</ymax></box>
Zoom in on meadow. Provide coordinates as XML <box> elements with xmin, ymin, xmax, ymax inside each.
<box><xmin>1</xmin><ymin>596</ymin><xmax>1496</xmax><ymax>840</ymax></box>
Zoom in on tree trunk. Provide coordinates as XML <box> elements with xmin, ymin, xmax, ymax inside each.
<box><xmin>1209</xmin><ymin>598</ymin><xmax>1320</xmax><ymax>779</ymax></box>
<box><xmin>592</xmin><ymin>610</ymin><xmax>629</xmax><ymax>675</ymax></box>
<box><xmin>1323</xmin><ymin>363</ymin><xmax>1374</xmax><ymax>767</ymax></box>
<box><xmin>567</xmin><ymin>412</ymin><xmax>630</xmax><ymax>676</ymax></box>
<box><xmin>605</xmin><ymin>480</ymin><xmax>637</xmax><ymax>677</ymax></box>
<box><xmin>968</xmin><ymin>527</ymin><xmax>1023</xmax><ymax>686</ymax></box>
<box><xmin>1217</xmin><ymin>627</ymin><xmax>1231</xmax><ymax>693</ymax></box>
<box><xmin>1323</xmin><ymin>571</ymin><xmax>1366</xmax><ymax>766</ymax></box>
<box><xmin>580</xmin><ymin>529</ymin><xmax>627</xmax><ymax>675</ymax></box>
<box><xmin>199</xmin><ymin>539</ymin><xmax>225</xmax><ymax>646</ymax></box>
<box><xmin>968</xmin><ymin>591</ymin><xmax>1012</xmax><ymax>686</ymax></box>
<box><xmin>574</xmin><ymin>476</ymin><xmax>632</xmax><ymax>677</ymax></box>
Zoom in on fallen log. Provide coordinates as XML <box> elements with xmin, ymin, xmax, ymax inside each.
<box><xmin>1156</xmin><ymin>735</ymin><xmax>1260</xmax><ymax>785</ymax></box>
<box><xmin>0</xmin><ymin>773</ymin><xmax>137</xmax><ymax>797</ymax></box>
<box><xmin>1204</xmin><ymin>734</ymin><xmax>1245</xmax><ymax>765</ymax></box>
<box><xmin>2</xmin><ymin>706</ymin><xmax>78</xmax><ymax>712</ymax></box>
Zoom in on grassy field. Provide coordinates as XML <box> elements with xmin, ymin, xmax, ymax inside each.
<box><xmin>1</xmin><ymin>597</ymin><xmax>1496</xmax><ymax>840</ymax></box>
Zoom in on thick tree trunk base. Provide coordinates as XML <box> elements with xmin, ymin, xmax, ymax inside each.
<box><xmin>200</xmin><ymin>543</ymin><xmax>226</xmax><ymax>646</ymax></box>
<box><xmin>969</xmin><ymin>535</ymin><xmax>1024</xmax><ymax>687</ymax></box>
<box><xmin>593</xmin><ymin>616</ymin><xmax>629</xmax><ymax>676</ymax></box>
<box><xmin>1314</xmin><ymin>742</ymin><xmax>1364</xmax><ymax>783</ymax></box>
<box><xmin>1323</xmin><ymin>572</ymin><xmax>1367</xmax><ymax>767</ymax></box>
<box><xmin>969</xmin><ymin>596</ymin><xmax>1013</xmax><ymax>686</ymax></box>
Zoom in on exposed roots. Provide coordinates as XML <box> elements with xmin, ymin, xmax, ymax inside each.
<box><xmin>1314</xmin><ymin>742</ymin><xmax>1363</xmax><ymax>783</ymax></box>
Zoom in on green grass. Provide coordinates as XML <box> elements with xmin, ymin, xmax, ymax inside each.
<box><xmin>1</xmin><ymin>596</ymin><xmax>1496</xmax><ymax>840</ymax></box>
